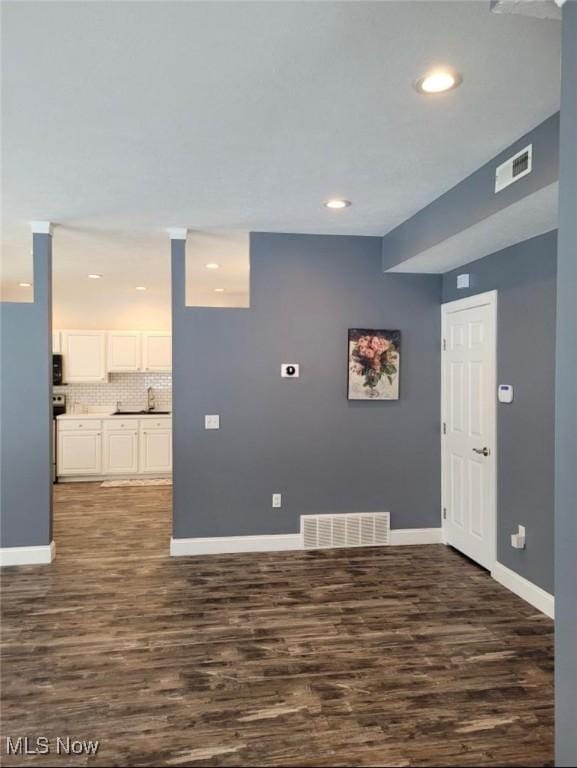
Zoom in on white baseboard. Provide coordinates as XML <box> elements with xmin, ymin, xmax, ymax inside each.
<box><xmin>170</xmin><ymin>527</ymin><xmax>442</xmax><ymax>556</ymax></box>
<box><xmin>492</xmin><ymin>561</ymin><xmax>554</xmax><ymax>619</ymax></box>
<box><xmin>0</xmin><ymin>541</ymin><xmax>55</xmax><ymax>567</ymax></box>
<box><xmin>170</xmin><ymin>534</ymin><xmax>302</xmax><ymax>556</ymax></box>
<box><xmin>389</xmin><ymin>527</ymin><xmax>443</xmax><ymax>545</ymax></box>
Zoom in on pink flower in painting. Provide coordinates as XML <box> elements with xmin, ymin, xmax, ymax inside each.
<box><xmin>350</xmin><ymin>330</ymin><xmax>399</xmax><ymax>393</ymax></box>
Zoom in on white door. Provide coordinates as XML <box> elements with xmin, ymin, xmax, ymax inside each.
<box><xmin>107</xmin><ymin>331</ymin><xmax>142</xmax><ymax>372</ymax></box>
<box><xmin>140</xmin><ymin>429</ymin><xmax>172</xmax><ymax>473</ymax></box>
<box><xmin>142</xmin><ymin>332</ymin><xmax>171</xmax><ymax>372</ymax></box>
<box><xmin>58</xmin><ymin>431</ymin><xmax>102</xmax><ymax>475</ymax></box>
<box><xmin>61</xmin><ymin>331</ymin><xmax>108</xmax><ymax>383</ymax></box>
<box><xmin>442</xmin><ymin>291</ymin><xmax>497</xmax><ymax>570</ymax></box>
<box><xmin>103</xmin><ymin>429</ymin><xmax>139</xmax><ymax>474</ymax></box>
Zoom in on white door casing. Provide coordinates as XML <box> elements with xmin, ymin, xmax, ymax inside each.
<box><xmin>441</xmin><ymin>291</ymin><xmax>497</xmax><ymax>570</ymax></box>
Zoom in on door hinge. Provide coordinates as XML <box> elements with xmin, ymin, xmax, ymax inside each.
<box><xmin>442</xmin><ymin>422</ymin><xmax>446</xmax><ymax>435</ymax></box>
<box><xmin>443</xmin><ymin>338</ymin><xmax>447</xmax><ymax>352</ymax></box>
<box><xmin>443</xmin><ymin>507</ymin><xmax>447</xmax><ymax>520</ymax></box>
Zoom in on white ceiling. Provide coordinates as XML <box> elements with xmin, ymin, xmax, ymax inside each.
<box><xmin>1</xmin><ymin>0</ymin><xmax>561</xmax><ymax>319</ymax></box>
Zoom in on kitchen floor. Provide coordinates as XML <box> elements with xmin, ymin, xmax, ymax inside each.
<box><xmin>1</xmin><ymin>483</ymin><xmax>553</xmax><ymax>767</ymax></box>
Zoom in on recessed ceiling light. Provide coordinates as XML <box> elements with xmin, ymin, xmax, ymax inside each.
<box><xmin>205</xmin><ymin>262</ymin><xmax>220</xmax><ymax>270</ymax></box>
<box><xmin>214</xmin><ymin>288</ymin><xmax>225</xmax><ymax>293</ymax></box>
<box><xmin>19</xmin><ymin>282</ymin><xmax>32</xmax><ymax>287</ymax></box>
<box><xmin>324</xmin><ymin>199</ymin><xmax>352</xmax><ymax>210</ymax></box>
<box><xmin>415</xmin><ymin>68</ymin><xmax>462</xmax><ymax>95</ymax></box>
<box><xmin>135</xmin><ymin>286</ymin><xmax>147</xmax><ymax>291</ymax></box>
<box><xmin>87</xmin><ymin>273</ymin><xmax>103</xmax><ymax>279</ymax></box>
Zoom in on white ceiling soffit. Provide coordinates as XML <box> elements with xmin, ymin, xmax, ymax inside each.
<box><xmin>491</xmin><ymin>0</ymin><xmax>563</xmax><ymax>21</ymax></box>
<box><xmin>387</xmin><ymin>182</ymin><xmax>558</xmax><ymax>274</ymax></box>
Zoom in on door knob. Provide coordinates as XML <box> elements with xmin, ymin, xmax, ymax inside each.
<box><xmin>473</xmin><ymin>447</ymin><xmax>490</xmax><ymax>457</ymax></box>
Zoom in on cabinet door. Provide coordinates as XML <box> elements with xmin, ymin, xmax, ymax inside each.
<box><xmin>103</xmin><ymin>429</ymin><xmax>139</xmax><ymax>474</ymax></box>
<box><xmin>58</xmin><ymin>431</ymin><xmax>102</xmax><ymax>475</ymax></box>
<box><xmin>139</xmin><ymin>429</ymin><xmax>172</xmax><ymax>473</ymax></box>
<box><xmin>142</xmin><ymin>332</ymin><xmax>171</xmax><ymax>372</ymax></box>
<box><xmin>107</xmin><ymin>332</ymin><xmax>142</xmax><ymax>372</ymax></box>
<box><xmin>52</xmin><ymin>331</ymin><xmax>61</xmax><ymax>354</ymax></box>
<box><xmin>61</xmin><ymin>331</ymin><xmax>107</xmax><ymax>383</ymax></box>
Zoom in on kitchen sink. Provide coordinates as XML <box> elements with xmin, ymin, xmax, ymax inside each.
<box><xmin>112</xmin><ymin>410</ymin><xmax>171</xmax><ymax>415</ymax></box>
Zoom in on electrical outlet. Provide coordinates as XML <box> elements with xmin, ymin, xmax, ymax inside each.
<box><xmin>272</xmin><ymin>493</ymin><xmax>282</xmax><ymax>508</ymax></box>
<box><xmin>204</xmin><ymin>414</ymin><xmax>220</xmax><ymax>430</ymax></box>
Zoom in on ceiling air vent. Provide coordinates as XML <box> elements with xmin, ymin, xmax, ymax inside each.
<box><xmin>495</xmin><ymin>144</ymin><xmax>533</xmax><ymax>193</ymax></box>
<box><xmin>301</xmin><ymin>512</ymin><xmax>390</xmax><ymax>550</ymax></box>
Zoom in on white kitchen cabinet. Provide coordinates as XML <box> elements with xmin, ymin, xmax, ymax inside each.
<box><xmin>142</xmin><ymin>332</ymin><xmax>171</xmax><ymax>372</ymax></box>
<box><xmin>61</xmin><ymin>331</ymin><xmax>108</xmax><ymax>383</ymax></box>
<box><xmin>52</xmin><ymin>331</ymin><xmax>61</xmax><ymax>354</ymax></box>
<box><xmin>139</xmin><ymin>425</ymin><xmax>172</xmax><ymax>473</ymax></box>
<box><xmin>107</xmin><ymin>331</ymin><xmax>142</xmax><ymax>372</ymax></box>
<box><xmin>57</xmin><ymin>429</ymin><xmax>102</xmax><ymax>475</ymax></box>
<box><xmin>102</xmin><ymin>422</ymin><xmax>139</xmax><ymax>474</ymax></box>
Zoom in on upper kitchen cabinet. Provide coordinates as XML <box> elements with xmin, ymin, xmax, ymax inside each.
<box><xmin>61</xmin><ymin>331</ymin><xmax>108</xmax><ymax>383</ymax></box>
<box><xmin>107</xmin><ymin>331</ymin><xmax>142</xmax><ymax>372</ymax></box>
<box><xmin>142</xmin><ymin>332</ymin><xmax>171</xmax><ymax>372</ymax></box>
<box><xmin>52</xmin><ymin>331</ymin><xmax>61</xmax><ymax>354</ymax></box>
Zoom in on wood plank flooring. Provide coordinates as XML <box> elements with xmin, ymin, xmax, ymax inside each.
<box><xmin>1</xmin><ymin>483</ymin><xmax>553</xmax><ymax>767</ymax></box>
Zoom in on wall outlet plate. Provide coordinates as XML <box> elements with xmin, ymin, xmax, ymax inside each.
<box><xmin>272</xmin><ymin>493</ymin><xmax>282</xmax><ymax>508</ymax></box>
<box><xmin>204</xmin><ymin>414</ymin><xmax>220</xmax><ymax>430</ymax></box>
<box><xmin>281</xmin><ymin>364</ymin><xmax>300</xmax><ymax>378</ymax></box>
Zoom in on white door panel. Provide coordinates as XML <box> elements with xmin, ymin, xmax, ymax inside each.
<box><xmin>442</xmin><ymin>292</ymin><xmax>496</xmax><ymax>570</ymax></box>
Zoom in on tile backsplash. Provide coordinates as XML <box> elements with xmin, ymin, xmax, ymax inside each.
<box><xmin>54</xmin><ymin>372</ymin><xmax>172</xmax><ymax>413</ymax></box>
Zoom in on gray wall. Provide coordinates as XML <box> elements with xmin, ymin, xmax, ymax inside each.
<box><xmin>0</xmin><ymin>233</ymin><xmax>53</xmax><ymax>548</ymax></box>
<box><xmin>382</xmin><ymin>113</ymin><xmax>559</xmax><ymax>271</ymax></box>
<box><xmin>173</xmin><ymin>233</ymin><xmax>441</xmax><ymax>539</ymax></box>
<box><xmin>442</xmin><ymin>230</ymin><xmax>557</xmax><ymax>594</ymax></box>
<box><xmin>555</xmin><ymin>2</ymin><xmax>577</xmax><ymax>764</ymax></box>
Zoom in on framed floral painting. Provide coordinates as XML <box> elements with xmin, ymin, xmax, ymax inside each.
<box><xmin>347</xmin><ymin>329</ymin><xmax>400</xmax><ymax>400</ymax></box>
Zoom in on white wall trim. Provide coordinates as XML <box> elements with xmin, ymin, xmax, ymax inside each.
<box><xmin>389</xmin><ymin>527</ymin><xmax>443</xmax><ymax>545</ymax></box>
<box><xmin>0</xmin><ymin>541</ymin><xmax>55</xmax><ymax>567</ymax></box>
<box><xmin>171</xmin><ymin>534</ymin><xmax>302</xmax><ymax>556</ymax></box>
<box><xmin>170</xmin><ymin>527</ymin><xmax>443</xmax><ymax>556</ymax></box>
<box><xmin>166</xmin><ymin>227</ymin><xmax>188</xmax><ymax>241</ymax></box>
<box><xmin>30</xmin><ymin>220</ymin><xmax>53</xmax><ymax>235</ymax></box>
<box><xmin>492</xmin><ymin>561</ymin><xmax>554</xmax><ymax>618</ymax></box>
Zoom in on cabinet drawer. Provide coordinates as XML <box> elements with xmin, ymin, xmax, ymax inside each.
<box><xmin>103</xmin><ymin>419</ymin><xmax>138</xmax><ymax>431</ymax></box>
<box><xmin>58</xmin><ymin>419</ymin><xmax>102</xmax><ymax>431</ymax></box>
<box><xmin>139</xmin><ymin>417</ymin><xmax>171</xmax><ymax>430</ymax></box>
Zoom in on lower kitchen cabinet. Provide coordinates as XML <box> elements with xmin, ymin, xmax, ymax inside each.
<box><xmin>58</xmin><ymin>429</ymin><xmax>102</xmax><ymax>475</ymax></box>
<box><xmin>57</xmin><ymin>417</ymin><xmax>171</xmax><ymax>478</ymax></box>
<box><xmin>139</xmin><ymin>428</ymin><xmax>172</xmax><ymax>474</ymax></box>
<box><xmin>102</xmin><ymin>427</ymin><xmax>139</xmax><ymax>474</ymax></box>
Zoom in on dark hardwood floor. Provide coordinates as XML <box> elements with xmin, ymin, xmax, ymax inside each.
<box><xmin>1</xmin><ymin>483</ymin><xmax>553</xmax><ymax>767</ymax></box>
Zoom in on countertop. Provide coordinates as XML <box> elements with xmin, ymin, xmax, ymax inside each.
<box><xmin>56</xmin><ymin>411</ymin><xmax>171</xmax><ymax>420</ymax></box>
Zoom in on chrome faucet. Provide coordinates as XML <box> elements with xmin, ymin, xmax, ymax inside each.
<box><xmin>147</xmin><ymin>387</ymin><xmax>155</xmax><ymax>412</ymax></box>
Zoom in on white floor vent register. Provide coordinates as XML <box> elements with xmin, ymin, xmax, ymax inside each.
<box><xmin>301</xmin><ymin>512</ymin><xmax>390</xmax><ymax>550</ymax></box>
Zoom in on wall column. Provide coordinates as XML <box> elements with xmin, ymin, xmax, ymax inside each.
<box><xmin>0</xmin><ymin>221</ymin><xmax>54</xmax><ymax>565</ymax></box>
<box><xmin>555</xmin><ymin>2</ymin><xmax>577</xmax><ymax>765</ymax></box>
<box><xmin>167</xmin><ymin>228</ymin><xmax>187</xmax><ymax>546</ymax></box>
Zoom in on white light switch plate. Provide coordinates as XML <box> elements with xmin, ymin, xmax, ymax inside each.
<box><xmin>204</xmin><ymin>414</ymin><xmax>220</xmax><ymax>430</ymax></box>
<box><xmin>272</xmin><ymin>493</ymin><xmax>282</xmax><ymax>508</ymax></box>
